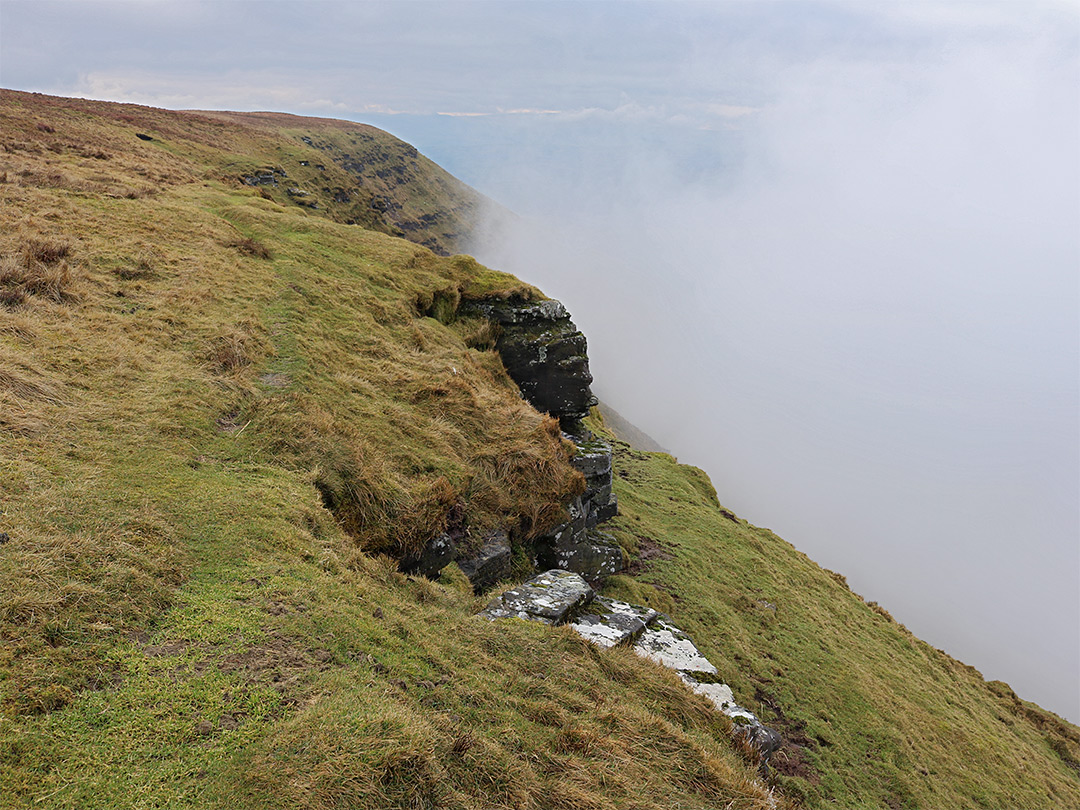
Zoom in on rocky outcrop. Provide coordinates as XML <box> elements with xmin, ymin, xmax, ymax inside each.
<box><xmin>532</xmin><ymin>431</ymin><xmax>621</xmax><ymax>580</ymax></box>
<box><xmin>479</xmin><ymin>570</ymin><xmax>783</xmax><ymax>774</ymax></box>
<box><xmin>459</xmin><ymin>298</ymin><xmax>595</xmax><ymax>430</ymax></box>
<box><xmin>454</xmin><ymin>530</ymin><xmax>512</xmax><ymax>589</ymax></box>
<box><xmin>430</xmin><ymin>295</ymin><xmax>622</xmax><ymax>583</ymax></box>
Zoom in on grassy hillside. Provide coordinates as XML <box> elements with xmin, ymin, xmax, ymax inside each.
<box><xmin>0</xmin><ymin>90</ymin><xmax>1077</xmax><ymax>809</ymax></box>
<box><xmin>593</xmin><ymin>428</ymin><xmax>1080</xmax><ymax>808</ymax></box>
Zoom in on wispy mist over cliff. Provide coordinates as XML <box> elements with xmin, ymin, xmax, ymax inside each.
<box><xmin>473</xmin><ymin>10</ymin><xmax>1079</xmax><ymax>722</ymax></box>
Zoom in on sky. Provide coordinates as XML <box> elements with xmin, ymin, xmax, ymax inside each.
<box><xmin>2</xmin><ymin>0</ymin><xmax>1077</xmax><ymax>723</ymax></box>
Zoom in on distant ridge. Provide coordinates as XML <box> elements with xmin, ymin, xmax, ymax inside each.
<box><xmin>597</xmin><ymin>400</ymin><xmax>670</xmax><ymax>454</ymax></box>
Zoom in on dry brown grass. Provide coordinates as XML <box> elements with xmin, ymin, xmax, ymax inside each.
<box><xmin>204</xmin><ymin>321</ymin><xmax>270</xmax><ymax>375</ymax></box>
<box><xmin>0</xmin><ymin>236</ymin><xmax>82</xmax><ymax>306</ymax></box>
<box><xmin>227</xmin><ymin>235</ymin><xmax>273</xmax><ymax>259</ymax></box>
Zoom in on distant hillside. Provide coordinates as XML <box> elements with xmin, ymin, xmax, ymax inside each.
<box><xmin>1</xmin><ymin>89</ymin><xmax>1077</xmax><ymax>810</ymax></box>
<box><xmin>596</xmin><ymin>400</ymin><xmax>669</xmax><ymax>454</ymax></box>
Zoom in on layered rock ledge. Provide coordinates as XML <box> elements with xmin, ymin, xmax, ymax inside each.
<box><xmin>404</xmin><ymin>295</ymin><xmax>623</xmax><ymax>587</ymax></box>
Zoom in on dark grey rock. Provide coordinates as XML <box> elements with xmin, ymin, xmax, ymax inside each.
<box><xmin>590</xmin><ymin>492</ymin><xmax>619</xmax><ymax>525</ymax></box>
<box><xmin>0</xmin><ymin>532</ymin><xmax>8</xmax><ymax>545</ymax></box>
<box><xmin>479</xmin><ymin>569</ymin><xmax>594</xmax><ymax>624</ymax></box>
<box><xmin>736</xmin><ymin>722</ymin><xmax>784</xmax><ymax>776</ymax></box>
<box><xmin>399</xmin><ymin>532</ymin><xmax>455</xmax><ymax>579</ymax></box>
<box><xmin>535</xmin><ymin>528</ymin><xmax>622</xmax><ymax>579</ymax></box>
<box><xmin>455</xmin><ymin>531</ymin><xmax>512</xmax><ymax>590</ymax></box>
<box><xmin>459</xmin><ymin>298</ymin><xmax>596</xmax><ymax>426</ymax></box>
<box><xmin>564</xmin><ymin>433</ymin><xmax>616</xmax><ymax>529</ymax></box>
<box><xmin>569</xmin><ymin>596</ymin><xmax>657</xmax><ymax>647</ymax></box>
<box><xmin>567</xmin><ymin>435</ymin><xmax>612</xmax><ymax>480</ymax></box>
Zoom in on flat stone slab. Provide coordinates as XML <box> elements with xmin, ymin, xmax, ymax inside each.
<box><xmin>569</xmin><ymin>596</ymin><xmax>658</xmax><ymax>648</ymax></box>
<box><xmin>632</xmin><ymin>617</ymin><xmax>718</xmax><ymax>675</ymax></box>
<box><xmin>479</xmin><ymin>569</ymin><xmax>594</xmax><ymax>624</ymax></box>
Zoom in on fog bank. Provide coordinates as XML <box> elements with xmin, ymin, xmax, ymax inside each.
<box><xmin>475</xmin><ymin>16</ymin><xmax>1079</xmax><ymax>722</ymax></box>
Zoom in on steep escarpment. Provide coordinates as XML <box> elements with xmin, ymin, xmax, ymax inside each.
<box><xmin>1</xmin><ymin>91</ymin><xmax>1077</xmax><ymax>810</ymax></box>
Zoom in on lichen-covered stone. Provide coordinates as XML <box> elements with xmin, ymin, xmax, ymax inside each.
<box><xmin>455</xmin><ymin>530</ymin><xmax>511</xmax><ymax>590</ymax></box>
<box><xmin>569</xmin><ymin>596</ymin><xmax>657</xmax><ymax>647</ymax></box>
<box><xmin>567</xmin><ymin>434</ymin><xmax>613</xmax><ymax>480</ymax></box>
<box><xmin>678</xmin><ymin>673</ymin><xmax>737</xmax><ymax>710</ymax></box>
<box><xmin>632</xmin><ymin>617</ymin><xmax>718</xmax><ymax>675</ymax></box>
<box><xmin>535</xmin><ymin>528</ymin><xmax>622</xmax><ymax>579</ymax></box>
<box><xmin>479</xmin><ymin>569</ymin><xmax>594</xmax><ymax>624</ymax></box>
<box><xmin>565</xmin><ymin>433</ymin><xmax>616</xmax><ymax>529</ymax></box>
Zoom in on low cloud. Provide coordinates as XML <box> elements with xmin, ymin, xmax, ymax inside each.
<box><xmin>476</xmin><ymin>7</ymin><xmax>1079</xmax><ymax>723</ymax></box>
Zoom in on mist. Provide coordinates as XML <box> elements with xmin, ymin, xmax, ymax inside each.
<box><xmin>471</xmin><ymin>12</ymin><xmax>1079</xmax><ymax>722</ymax></box>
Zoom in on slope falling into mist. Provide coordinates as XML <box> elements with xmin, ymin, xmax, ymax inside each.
<box><xmin>474</xmin><ymin>23</ymin><xmax>1079</xmax><ymax>723</ymax></box>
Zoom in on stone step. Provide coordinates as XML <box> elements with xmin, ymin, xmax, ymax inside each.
<box><xmin>479</xmin><ymin>569</ymin><xmax>594</xmax><ymax>624</ymax></box>
<box><xmin>568</xmin><ymin>596</ymin><xmax>658</xmax><ymax>648</ymax></box>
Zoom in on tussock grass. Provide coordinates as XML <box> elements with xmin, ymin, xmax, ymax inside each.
<box><xmin>0</xmin><ymin>237</ymin><xmax>81</xmax><ymax>306</ymax></box>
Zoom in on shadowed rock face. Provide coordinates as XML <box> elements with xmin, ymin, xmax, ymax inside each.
<box><xmin>460</xmin><ymin>299</ymin><xmax>596</xmax><ymax>428</ymax></box>
<box><xmin>454</xmin><ymin>531</ymin><xmax>512</xmax><ymax>589</ymax></box>
<box><xmin>535</xmin><ymin>526</ymin><xmax>622</xmax><ymax>579</ymax></box>
<box><xmin>399</xmin><ymin>531</ymin><xmax>456</xmax><ymax>579</ymax></box>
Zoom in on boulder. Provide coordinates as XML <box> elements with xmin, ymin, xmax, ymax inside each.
<box><xmin>479</xmin><ymin>569</ymin><xmax>594</xmax><ymax>624</ymax></box>
<box><xmin>569</xmin><ymin>596</ymin><xmax>657</xmax><ymax>648</ymax></box>
<box><xmin>399</xmin><ymin>531</ymin><xmax>455</xmax><ymax>579</ymax></box>
<box><xmin>535</xmin><ymin>528</ymin><xmax>622</xmax><ymax>579</ymax></box>
<box><xmin>455</xmin><ymin>530</ymin><xmax>511</xmax><ymax>590</ymax></box>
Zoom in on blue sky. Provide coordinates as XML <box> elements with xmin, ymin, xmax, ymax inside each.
<box><xmin>2</xmin><ymin>0</ymin><xmax>1078</xmax><ymax>722</ymax></box>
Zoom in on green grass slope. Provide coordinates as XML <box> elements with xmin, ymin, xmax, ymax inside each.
<box><xmin>0</xmin><ymin>90</ymin><xmax>1076</xmax><ymax>809</ymax></box>
<box><xmin>594</xmin><ymin>421</ymin><xmax>1080</xmax><ymax>808</ymax></box>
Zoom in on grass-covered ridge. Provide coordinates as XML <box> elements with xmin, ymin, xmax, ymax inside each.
<box><xmin>0</xmin><ymin>89</ymin><xmax>1076</xmax><ymax>809</ymax></box>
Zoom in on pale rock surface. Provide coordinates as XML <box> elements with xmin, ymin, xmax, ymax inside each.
<box><xmin>479</xmin><ymin>569</ymin><xmax>594</xmax><ymax>624</ymax></box>
<box><xmin>633</xmin><ymin>618</ymin><xmax>719</xmax><ymax>675</ymax></box>
<box><xmin>570</xmin><ymin>596</ymin><xmax>657</xmax><ymax>648</ymax></box>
